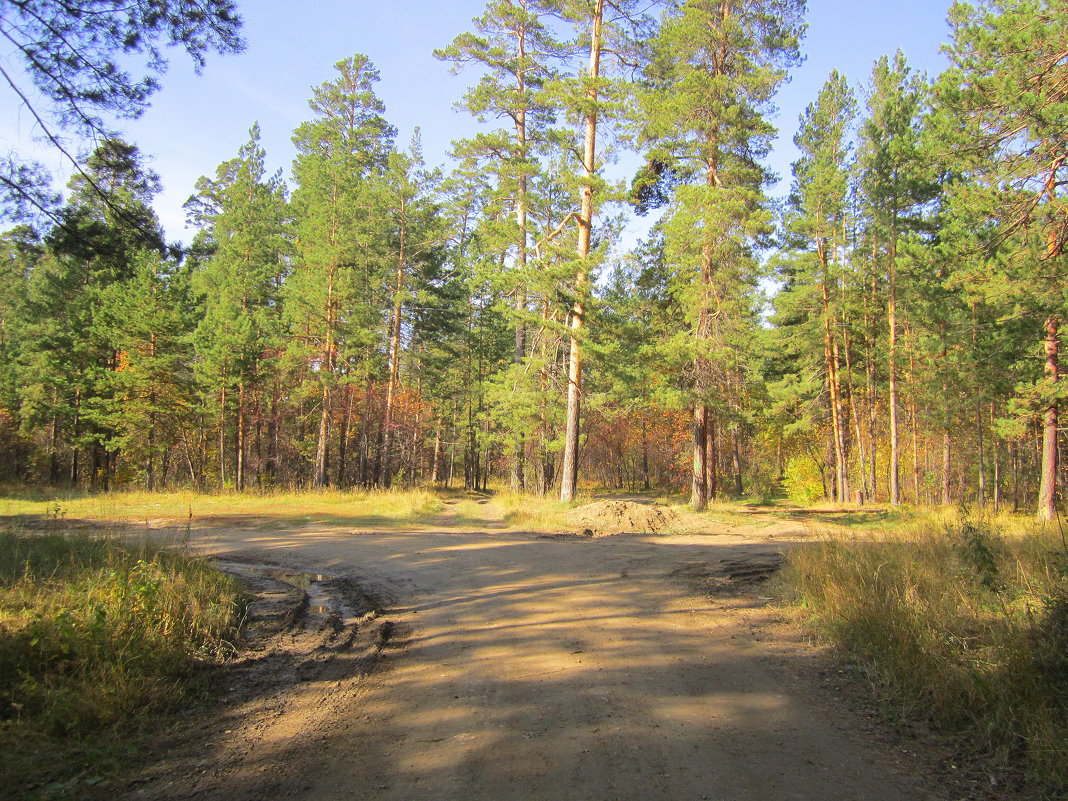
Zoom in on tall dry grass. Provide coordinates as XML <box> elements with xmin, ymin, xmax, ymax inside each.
<box><xmin>0</xmin><ymin>529</ymin><xmax>246</xmax><ymax>796</ymax></box>
<box><xmin>781</xmin><ymin>511</ymin><xmax>1068</xmax><ymax>791</ymax></box>
<box><xmin>0</xmin><ymin>487</ymin><xmax>447</xmax><ymax>527</ymax></box>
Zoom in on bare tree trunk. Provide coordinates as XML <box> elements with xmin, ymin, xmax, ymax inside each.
<box><xmin>560</xmin><ymin>0</ymin><xmax>602</xmax><ymax>503</ymax></box>
<box><xmin>337</xmin><ymin>383</ymin><xmax>353</xmax><ymax>487</ymax></box>
<box><xmin>820</xmin><ymin>250</ymin><xmax>847</xmax><ymax>503</ymax></box>
<box><xmin>1037</xmin><ymin>315</ymin><xmax>1060</xmax><ymax>521</ymax></box>
<box><xmin>641</xmin><ymin>415</ymin><xmax>650</xmax><ymax>491</ymax></box>
<box><xmin>888</xmin><ymin>255</ymin><xmax>900</xmax><ymax>506</ymax></box>
<box><xmin>992</xmin><ymin>403</ymin><xmax>1002</xmax><ymax>512</ymax></box>
<box><xmin>865</xmin><ymin>315</ymin><xmax>878</xmax><ymax>501</ymax></box>
<box><xmin>314</xmin><ymin>383</ymin><xmax>330</xmax><ymax>489</ymax></box>
<box><xmin>380</xmin><ymin>208</ymin><xmax>407</xmax><ymax>489</ymax></box>
<box><xmin>692</xmin><ymin>402</ymin><xmax>708</xmax><ymax>510</ymax></box>
<box><xmin>843</xmin><ymin>338</ymin><xmax>866</xmax><ymax>503</ymax></box>
<box><xmin>219</xmin><ymin>383</ymin><xmax>227</xmax><ymax>488</ymax></box>
<box><xmin>707</xmin><ymin>414</ymin><xmax>718</xmax><ymax>501</ymax></box>
<box><xmin>976</xmin><ymin>398</ymin><xmax>986</xmax><ymax>505</ymax></box>
<box><xmin>942</xmin><ymin>430</ymin><xmax>952</xmax><ymax>506</ymax></box>
<box><xmin>732</xmin><ymin>430</ymin><xmax>743</xmax><ymax>497</ymax></box>
<box><xmin>431</xmin><ymin>417</ymin><xmax>443</xmax><ymax>483</ymax></box>
<box><xmin>237</xmin><ymin>381</ymin><xmax>246</xmax><ymax>492</ymax></box>
<box><xmin>1011</xmin><ymin>439</ymin><xmax>1020</xmax><ymax>512</ymax></box>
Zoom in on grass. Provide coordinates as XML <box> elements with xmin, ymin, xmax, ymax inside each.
<box><xmin>0</xmin><ymin>487</ymin><xmax>448</xmax><ymax>529</ymax></box>
<box><xmin>0</xmin><ymin>528</ymin><xmax>247</xmax><ymax>799</ymax></box>
<box><xmin>779</xmin><ymin>509</ymin><xmax>1068</xmax><ymax>794</ymax></box>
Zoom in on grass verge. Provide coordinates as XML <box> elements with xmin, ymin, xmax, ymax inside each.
<box><xmin>780</xmin><ymin>511</ymin><xmax>1068</xmax><ymax>794</ymax></box>
<box><xmin>0</xmin><ymin>529</ymin><xmax>246</xmax><ymax>799</ymax></box>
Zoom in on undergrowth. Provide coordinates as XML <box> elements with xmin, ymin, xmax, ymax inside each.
<box><xmin>781</xmin><ymin>512</ymin><xmax>1068</xmax><ymax>795</ymax></box>
<box><xmin>0</xmin><ymin>529</ymin><xmax>246</xmax><ymax>799</ymax></box>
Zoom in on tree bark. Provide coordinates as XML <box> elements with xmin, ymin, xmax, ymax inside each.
<box><xmin>691</xmin><ymin>402</ymin><xmax>708</xmax><ymax>510</ymax></box>
<box><xmin>380</xmin><ymin>202</ymin><xmax>407</xmax><ymax>489</ymax></box>
<box><xmin>887</xmin><ymin>251</ymin><xmax>900</xmax><ymax>505</ymax></box>
<box><xmin>560</xmin><ymin>0</ymin><xmax>602</xmax><ymax>503</ymax></box>
<box><xmin>1037</xmin><ymin>315</ymin><xmax>1060</xmax><ymax>521</ymax></box>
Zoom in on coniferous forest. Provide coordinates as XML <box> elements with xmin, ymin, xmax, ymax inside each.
<box><xmin>1</xmin><ymin>0</ymin><xmax>1065</xmax><ymax>520</ymax></box>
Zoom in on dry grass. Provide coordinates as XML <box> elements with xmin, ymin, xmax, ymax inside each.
<box><xmin>780</xmin><ymin>510</ymin><xmax>1068</xmax><ymax>793</ymax></box>
<box><xmin>0</xmin><ymin>529</ymin><xmax>246</xmax><ymax>798</ymax></box>
<box><xmin>0</xmin><ymin>487</ymin><xmax>447</xmax><ymax>529</ymax></box>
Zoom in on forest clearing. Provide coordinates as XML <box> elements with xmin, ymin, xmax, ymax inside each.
<box><xmin>1</xmin><ymin>0</ymin><xmax>1066</xmax><ymax>799</ymax></box>
<box><xmin>2</xmin><ymin>489</ymin><xmax>1066</xmax><ymax>800</ymax></box>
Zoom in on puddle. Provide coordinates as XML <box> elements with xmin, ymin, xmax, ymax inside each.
<box><xmin>213</xmin><ymin>560</ymin><xmax>362</xmax><ymax>624</ymax></box>
<box><xmin>272</xmin><ymin>570</ymin><xmax>327</xmax><ymax>589</ymax></box>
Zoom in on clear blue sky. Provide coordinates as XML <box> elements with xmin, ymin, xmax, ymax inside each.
<box><xmin>2</xmin><ymin>0</ymin><xmax>955</xmax><ymax>245</ymax></box>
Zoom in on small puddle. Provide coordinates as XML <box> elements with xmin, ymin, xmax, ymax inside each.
<box><xmin>214</xmin><ymin>560</ymin><xmax>363</xmax><ymax>624</ymax></box>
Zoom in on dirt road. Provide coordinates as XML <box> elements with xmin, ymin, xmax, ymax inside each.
<box><xmin>122</xmin><ymin>509</ymin><xmax>944</xmax><ymax>801</ymax></box>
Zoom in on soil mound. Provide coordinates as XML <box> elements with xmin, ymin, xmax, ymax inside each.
<box><xmin>571</xmin><ymin>500</ymin><xmax>677</xmax><ymax>537</ymax></box>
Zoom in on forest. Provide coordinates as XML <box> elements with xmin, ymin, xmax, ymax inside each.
<box><xmin>0</xmin><ymin>0</ymin><xmax>1064</xmax><ymax>520</ymax></box>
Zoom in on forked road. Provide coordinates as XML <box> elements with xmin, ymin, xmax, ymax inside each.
<box><xmin>143</xmin><ymin>520</ymin><xmax>942</xmax><ymax>801</ymax></box>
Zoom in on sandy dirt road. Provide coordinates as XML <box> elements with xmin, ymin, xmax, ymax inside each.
<box><xmin>122</xmin><ymin>509</ymin><xmax>945</xmax><ymax>801</ymax></box>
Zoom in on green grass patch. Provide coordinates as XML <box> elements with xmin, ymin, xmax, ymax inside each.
<box><xmin>780</xmin><ymin>512</ymin><xmax>1068</xmax><ymax>793</ymax></box>
<box><xmin>0</xmin><ymin>529</ymin><xmax>246</xmax><ymax>798</ymax></box>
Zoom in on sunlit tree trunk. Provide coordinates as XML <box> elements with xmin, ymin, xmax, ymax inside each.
<box><xmin>560</xmin><ymin>0</ymin><xmax>603</xmax><ymax>502</ymax></box>
<box><xmin>1037</xmin><ymin>315</ymin><xmax>1060</xmax><ymax>521</ymax></box>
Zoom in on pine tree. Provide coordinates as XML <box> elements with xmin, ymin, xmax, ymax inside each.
<box><xmin>856</xmin><ymin>51</ymin><xmax>936</xmax><ymax>506</ymax></box>
<box><xmin>289</xmin><ymin>55</ymin><xmax>395</xmax><ymax>488</ymax></box>
<box><xmin>780</xmin><ymin>71</ymin><xmax>858</xmax><ymax>502</ymax></box>
<box><xmin>437</xmin><ymin>0</ymin><xmax>566</xmax><ymax>491</ymax></box>
<box><xmin>638</xmin><ymin>0</ymin><xmax>804</xmax><ymax>509</ymax></box>
<box><xmin>187</xmin><ymin>124</ymin><xmax>289</xmax><ymax>490</ymax></box>
<box><xmin>937</xmin><ymin>0</ymin><xmax>1067</xmax><ymax>520</ymax></box>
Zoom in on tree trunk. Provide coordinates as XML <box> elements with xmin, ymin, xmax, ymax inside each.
<box><xmin>691</xmin><ymin>402</ymin><xmax>708</xmax><ymax>510</ymax></box>
<box><xmin>219</xmin><ymin>384</ymin><xmax>227</xmax><ymax>488</ymax></box>
<box><xmin>820</xmin><ymin>248</ymin><xmax>847</xmax><ymax>503</ymax></box>
<box><xmin>942</xmin><ymin>430</ymin><xmax>952</xmax><ymax>506</ymax></box>
<box><xmin>707</xmin><ymin>414</ymin><xmax>718</xmax><ymax>501</ymax></box>
<box><xmin>732</xmin><ymin>430</ymin><xmax>743</xmax><ymax>497</ymax></box>
<box><xmin>888</xmin><ymin>256</ymin><xmax>900</xmax><ymax>505</ymax></box>
<box><xmin>976</xmin><ymin>397</ymin><xmax>985</xmax><ymax>505</ymax></box>
<box><xmin>380</xmin><ymin>206</ymin><xmax>407</xmax><ymax>489</ymax></box>
<box><xmin>431</xmin><ymin>417</ymin><xmax>443</xmax><ymax>483</ymax></box>
<box><xmin>237</xmin><ymin>381</ymin><xmax>246</xmax><ymax>492</ymax></box>
<box><xmin>1037</xmin><ymin>315</ymin><xmax>1060</xmax><ymax>521</ymax></box>
<box><xmin>641</xmin><ymin>415</ymin><xmax>650</xmax><ymax>491</ymax></box>
<box><xmin>358</xmin><ymin>374</ymin><xmax>374</xmax><ymax>488</ymax></box>
<box><xmin>560</xmin><ymin>0</ymin><xmax>602</xmax><ymax>503</ymax></box>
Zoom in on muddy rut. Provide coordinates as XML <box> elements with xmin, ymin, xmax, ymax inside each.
<box><xmin>122</xmin><ymin>516</ymin><xmax>945</xmax><ymax>801</ymax></box>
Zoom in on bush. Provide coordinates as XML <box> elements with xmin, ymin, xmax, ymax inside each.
<box><xmin>782</xmin><ymin>456</ymin><xmax>824</xmax><ymax>504</ymax></box>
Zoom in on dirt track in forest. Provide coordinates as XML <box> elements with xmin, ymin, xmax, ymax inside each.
<box><xmin>116</xmin><ymin>503</ymin><xmax>963</xmax><ymax>801</ymax></box>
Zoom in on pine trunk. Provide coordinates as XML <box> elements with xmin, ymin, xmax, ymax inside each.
<box><xmin>380</xmin><ymin>207</ymin><xmax>407</xmax><ymax>489</ymax></box>
<box><xmin>560</xmin><ymin>0</ymin><xmax>602</xmax><ymax>503</ymax></box>
<box><xmin>1037</xmin><ymin>315</ymin><xmax>1060</xmax><ymax>521</ymax></box>
<box><xmin>691</xmin><ymin>402</ymin><xmax>708</xmax><ymax>510</ymax></box>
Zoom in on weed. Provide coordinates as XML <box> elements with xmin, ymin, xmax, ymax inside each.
<box><xmin>781</xmin><ymin>511</ymin><xmax>1068</xmax><ymax>793</ymax></box>
<box><xmin>0</xmin><ymin>530</ymin><xmax>246</xmax><ymax>796</ymax></box>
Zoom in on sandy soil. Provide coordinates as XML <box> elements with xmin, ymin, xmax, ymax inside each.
<box><xmin>117</xmin><ymin>506</ymin><xmax>958</xmax><ymax>801</ymax></box>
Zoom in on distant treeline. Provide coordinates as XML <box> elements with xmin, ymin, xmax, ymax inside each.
<box><xmin>0</xmin><ymin>0</ymin><xmax>1063</xmax><ymax>517</ymax></box>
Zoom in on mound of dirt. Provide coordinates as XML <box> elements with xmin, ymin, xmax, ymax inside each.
<box><xmin>571</xmin><ymin>500</ymin><xmax>677</xmax><ymax>537</ymax></box>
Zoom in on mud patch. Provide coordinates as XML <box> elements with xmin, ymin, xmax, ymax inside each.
<box><xmin>570</xmin><ymin>500</ymin><xmax>678</xmax><ymax>537</ymax></box>
<box><xmin>118</xmin><ymin>561</ymin><xmax>403</xmax><ymax>800</ymax></box>
<box><xmin>672</xmin><ymin>552</ymin><xmax>785</xmax><ymax>596</ymax></box>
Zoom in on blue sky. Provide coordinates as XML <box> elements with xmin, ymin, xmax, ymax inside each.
<box><xmin>2</xmin><ymin>0</ymin><xmax>956</xmax><ymax>245</ymax></box>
